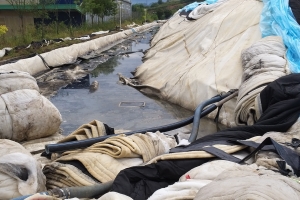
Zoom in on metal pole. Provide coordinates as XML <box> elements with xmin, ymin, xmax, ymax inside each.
<box><xmin>119</xmin><ymin>1</ymin><xmax>122</xmax><ymax>30</ymax></box>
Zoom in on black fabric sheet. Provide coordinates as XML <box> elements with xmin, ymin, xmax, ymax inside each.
<box><xmin>289</xmin><ymin>0</ymin><xmax>300</xmax><ymax>25</ymax></box>
<box><xmin>111</xmin><ymin>158</ymin><xmax>209</xmax><ymax>200</ymax></box>
<box><xmin>111</xmin><ymin>74</ymin><xmax>300</xmax><ymax>199</ymax></box>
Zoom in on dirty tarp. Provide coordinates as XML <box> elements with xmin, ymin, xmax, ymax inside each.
<box><xmin>0</xmin><ymin>139</ymin><xmax>46</xmax><ymax>200</ymax></box>
<box><xmin>0</xmin><ymin>70</ymin><xmax>62</xmax><ymax>142</ymax></box>
<box><xmin>123</xmin><ymin>0</ymin><xmax>263</xmax><ymax>127</ymax></box>
<box><xmin>194</xmin><ymin>164</ymin><xmax>300</xmax><ymax>199</ymax></box>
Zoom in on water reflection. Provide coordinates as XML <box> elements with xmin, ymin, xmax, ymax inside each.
<box><xmin>90</xmin><ymin>57</ymin><xmax>120</xmax><ymax>77</ymax></box>
<box><xmin>50</xmin><ymin>28</ymin><xmax>220</xmax><ymax>136</ymax></box>
<box><xmin>63</xmin><ymin>74</ymin><xmax>90</xmax><ymax>89</ymax></box>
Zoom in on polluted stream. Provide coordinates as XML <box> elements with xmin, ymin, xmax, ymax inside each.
<box><xmin>48</xmin><ymin>28</ymin><xmax>222</xmax><ymax>138</ymax></box>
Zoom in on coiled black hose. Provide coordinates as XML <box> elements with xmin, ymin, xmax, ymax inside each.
<box><xmin>45</xmin><ymin>90</ymin><xmax>237</xmax><ymax>154</ymax></box>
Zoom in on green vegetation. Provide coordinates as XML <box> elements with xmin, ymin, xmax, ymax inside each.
<box><xmin>132</xmin><ymin>0</ymin><xmax>185</xmax><ymax>22</ymax></box>
<box><xmin>0</xmin><ymin>25</ymin><xmax>8</xmax><ymax>36</ymax></box>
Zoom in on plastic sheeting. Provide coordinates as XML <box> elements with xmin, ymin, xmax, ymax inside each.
<box><xmin>0</xmin><ymin>71</ymin><xmax>62</xmax><ymax>142</ymax></box>
<box><xmin>0</xmin><ymin>23</ymin><xmax>158</xmax><ymax>76</ymax></box>
<box><xmin>133</xmin><ymin>0</ymin><xmax>263</xmax><ymax>127</ymax></box>
<box><xmin>260</xmin><ymin>0</ymin><xmax>300</xmax><ymax>73</ymax></box>
<box><xmin>0</xmin><ymin>139</ymin><xmax>46</xmax><ymax>199</ymax></box>
<box><xmin>180</xmin><ymin>0</ymin><xmax>219</xmax><ymax>13</ymax></box>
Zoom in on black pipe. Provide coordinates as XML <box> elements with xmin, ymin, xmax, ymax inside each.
<box><xmin>188</xmin><ymin>90</ymin><xmax>238</xmax><ymax>142</ymax></box>
<box><xmin>12</xmin><ymin>181</ymin><xmax>113</xmax><ymax>200</ymax></box>
<box><xmin>45</xmin><ymin>90</ymin><xmax>237</xmax><ymax>154</ymax></box>
<box><xmin>45</xmin><ymin>104</ymin><xmax>216</xmax><ymax>154</ymax></box>
<box><xmin>188</xmin><ymin>95</ymin><xmax>224</xmax><ymax>142</ymax></box>
<box><xmin>48</xmin><ymin>181</ymin><xmax>113</xmax><ymax>198</ymax></box>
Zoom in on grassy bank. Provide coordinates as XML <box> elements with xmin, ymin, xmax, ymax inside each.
<box><xmin>0</xmin><ymin>19</ymin><xmax>140</xmax><ymax>62</ymax></box>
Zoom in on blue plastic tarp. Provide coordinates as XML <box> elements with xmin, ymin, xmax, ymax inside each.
<box><xmin>260</xmin><ymin>0</ymin><xmax>300</xmax><ymax>73</ymax></box>
<box><xmin>179</xmin><ymin>0</ymin><xmax>218</xmax><ymax>12</ymax></box>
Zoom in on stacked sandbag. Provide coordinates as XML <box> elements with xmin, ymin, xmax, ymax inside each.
<box><xmin>194</xmin><ymin>164</ymin><xmax>300</xmax><ymax>199</ymax></box>
<box><xmin>0</xmin><ymin>139</ymin><xmax>46</xmax><ymax>199</ymax></box>
<box><xmin>0</xmin><ymin>70</ymin><xmax>62</xmax><ymax>142</ymax></box>
<box><xmin>235</xmin><ymin>36</ymin><xmax>288</xmax><ymax>125</ymax></box>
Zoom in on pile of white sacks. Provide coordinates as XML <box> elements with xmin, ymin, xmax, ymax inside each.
<box><xmin>0</xmin><ymin>70</ymin><xmax>61</xmax><ymax>198</ymax></box>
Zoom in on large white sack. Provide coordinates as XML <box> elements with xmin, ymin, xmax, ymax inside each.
<box><xmin>134</xmin><ymin>0</ymin><xmax>263</xmax><ymax>127</ymax></box>
<box><xmin>194</xmin><ymin>165</ymin><xmax>300</xmax><ymax>199</ymax></box>
<box><xmin>0</xmin><ymin>139</ymin><xmax>46</xmax><ymax>199</ymax></box>
<box><xmin>0</xmin><ymin>89</ymin><xmax>62</xmax><ymax>141</ymax></box>
<box><xmin>0</xmin><ymin>70</ymin><xmax>39</xmax><ymax>94</ymax></box>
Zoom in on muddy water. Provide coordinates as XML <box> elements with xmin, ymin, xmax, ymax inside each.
<box><xmin>50</xmin><ymin>29</ymin><xmax>222</xmax><ymax>137</ymax></box>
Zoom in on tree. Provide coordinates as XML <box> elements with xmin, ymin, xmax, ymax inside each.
<box><xmin>156</xmin><ymin>9</ymin><xmax>164</xmax><ymax>19</ymax></box>
<box><xmin>81</xmin><ymin>0</ymin><xmax>96</xmax><ymax>25</ymax></box>
<box><xmin>164</xmin><ymin>9</ymin><xmax>172</xmax><ymax>19</ymax></box>
<box><xmin>158</xmin><ymin>0</ymin><xmax>163</xmax><ymax>4</ymax></box>
<box><xmin>33</xmin><ymin>0</ymin><xmax>56</xmax><ymax>38</ymax></box>
<box><xmin>81</xmin><ymin>0</ymin><xmax>117</xmax><ymax>25</ymax></box>
<box><xmin>132</xmin><ymin>4</ymin><xmax>146</xmax><ymax>21</ymax></box>
<box><xmin>62</xmin><ymin>0</ymin><xmax>78</xmax><ymax>35</ymax></box>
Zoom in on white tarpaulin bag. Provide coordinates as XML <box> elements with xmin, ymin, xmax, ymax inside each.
<box><xmin>0</xmin><ymin>139</ymin><xmax>46</xmax><ymax>199</ymax></box>
<box><xmin>0</xmin><ymin>71</ymin><xmax>62</xmax><ymax>141</ymax></box>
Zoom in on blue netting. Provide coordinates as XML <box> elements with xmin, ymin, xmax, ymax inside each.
<box><xmin>260</xmin><ymin>0</ymin><xmax>300</xmax><ymax>73</ymax></box>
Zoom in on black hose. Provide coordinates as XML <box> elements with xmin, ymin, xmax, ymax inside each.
<box><xmin>48</xmin><ymin>181</ymin><xmax>113</xmax><ymax>198</ymax></box>
<box><xmin>45</xmin><ymin>104</ymin><xmax>217</xmax><ymax>154</ymax></box>
<box><xmin>188</xmin><ymin>95</ymin><xmax>224</xmax><ymax>142</ymax></box>
<box><xmin>12</xmin><ymin>181</ymin><xmax>113</xmax><ymax>200</ymax></box>
<box><xmin>45</xmin><ymin>90</ymin><xmax>237</xmax><ymax>154</ymax></box>
<box><xmin>188</xmin><ymin>90</ymin><xmax>238</xmax><ymax>142</ymax></box>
